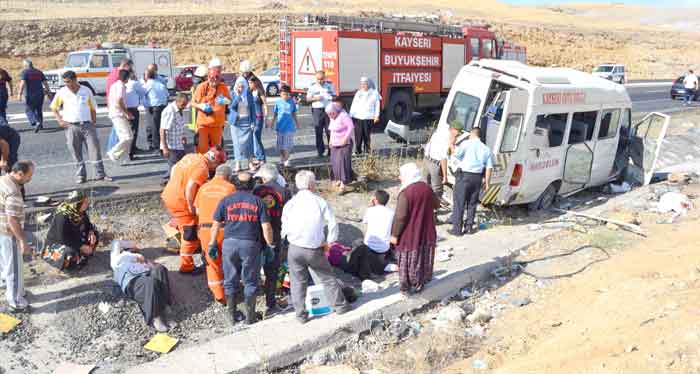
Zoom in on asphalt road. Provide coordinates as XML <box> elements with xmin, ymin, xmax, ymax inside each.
<box><xmin>1</xmin><ymin>82</ymin><xmax>686</xmax><ymax>201</ymax></box>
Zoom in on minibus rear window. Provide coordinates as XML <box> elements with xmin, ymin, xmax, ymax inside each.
<box><xmin>447</xmin><ymin>92</ymin><xmax>481</xmax><ymax>132</ymax></box>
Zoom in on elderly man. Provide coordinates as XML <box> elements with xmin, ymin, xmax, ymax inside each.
<box><xmin>161</xmin><ymin>146</ymin><xmax>227</xmax><ymax>273</ymax></box>
<box><xmin>17</xmin><ymin>60</ymin><xmax>49</xmax><ymax>133</ymax></box>
<box><xmin>195</xmin><ymin>164</ymin><xmax>235</xmax><ymax>304</ymax></box>
<box><xmin>390</xmin><ymin>163</ymin><xmax>438</xmax><ymax>296</ymax></box>
<box><xmin>306</xmin><ymin>71</ymin><xmax>336</xmax><ymax>157</ymax></box>
<box><xmin>0</xmin><ymin>161</ymin><xmax>34</xmax><ymax>311</ymax></box>
<box><xmin>160</xmin><ymin>93</ymin><xmax>190</xmax><ymax>185</ymax></box>
<box><xmin>209</xmin><ymin>172</ymin><xmax>274</xmax><ymax>326</ymax></box>
<box><xmin>449</xmin><ymin>127</ymin><xmax>493</xmax><ymax>236</ymax></box>
<box><xmin>51</xmin><ymin>71</ymin><xmax>112</xmax><ymax>184</ymax></box>
<box><xmin>282</xmin><ymin>170</ymin><xmax>351</xmax><ymax>323</ymax></box>
<box><xmin>253</xmin><ymin>164</ymin><xmax>291</xmax><ymax>316</ymax></box>
<box><xmin>193</xmin><ymin>58</ymin><xmax>231</xmax><ymax>154</ymax></box>
<box><xmin>143</xmin><ymin>70</ymin><xmax>169</xmax><ymax>153</ymax></box>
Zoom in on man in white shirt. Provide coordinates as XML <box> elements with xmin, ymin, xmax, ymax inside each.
<box><xmin>281</xmin><ymin>170</ymin><xmax>350</xmax><ymax>323</ymax></box>
<box><xmin>306</xmin><ymin>71</ymin><xmax>336</xmax><ymax>157</ymax></box>
<box><xmin>341</xmin><ymin>190</ymin><xmax>395</xmax><ymax>280</ymax></box>
<box><xmin>423</xmin><ymin>126</ymin><xmax>450</xmax><ymax>203</ymax></box>
<box><xmin>160</xmin><ymin>93</ymin><xmax>189</xmax><ymax>185</ymax></box>
<box><xmin>683</xmin><ymin>69</ymin><xmax>698</xmax><ymax>105</ymax></box>
<box><xmin>107</xmin><ymin>69</ymin><xmax>134</xmax><ymax>164</ymax></box>
<box><xmin>349</xmin><ymin>77</ymin><xmax>381</xmax><ymax>155</ymax></box>
<box><xmin>51</xmin><ymin>70</ymin><xmax>111</xmax><ymax>184</ymax></box>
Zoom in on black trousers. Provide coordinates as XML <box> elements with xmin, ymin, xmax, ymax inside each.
<box><xmin>147</xmin><ymin>105</ymin><xmax>166</xmax><ymax>150</ymax></box>
<box><xmin>126</xmin><ymin>264</ymin><xmax>172</xmax><ymax>325</ymax></box>
<box><xmin>25</xmin><ymin>96</ymin><xmax>44</xmax><ymax>127</ymax></box>
<box><xmin>311</xmin><ymin>108</ymin><xmax>330</xmax><ymax>156</ymax></box>
<box><xmin>262</xmin><ymin>241</ymin><xmax>284</xmax><ymax>308</ymax></box>
<box><xmin>163</xmin><ymin>149</ymin><xmax>186</xmax><ymax>181</ymax></box>
<box><xmin>340</xmin><ymin>244</ymin><xmax>387</xmax><ymax>281</ymax></box>
<box><xmin>451</xmin><ymin>171</ymin><xmax>482</xmax><ymax>232</ymax></box>
<box><xmin>127</xmin><ymin>107</ymin><xmax>140</xmax><ymax>156</ymax></box>
<box><xmin>0</xmin><ymin>91</ymin><xmax>7</xmax><ymax>123</ymax></box>
<box><xmin>353</xmin><ymin>118</ymin><xmax>372</xmax><ymax>154</ymax></box>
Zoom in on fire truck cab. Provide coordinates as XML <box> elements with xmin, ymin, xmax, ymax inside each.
<box><xmin>442</xmin><ymin>59</ymin><xmax>669</xmax><ymax>210</ymax></box>
<box><xmin>279</xmin><ymin>15</ymin><xmax>525</xmax><ymax>125</ymax></box>
<box><xmin>45</xmin><ymin>43</ymin><xmax>175</xmax><ymax>96</ymax></box>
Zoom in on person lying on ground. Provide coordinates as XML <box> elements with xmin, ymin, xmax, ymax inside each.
<box><xmin>42</xmin><ymin>190</ymin><xmax>99</xmax><ymax>272</ymax></box>
<box><xmin>110</xmin><ymin>242</ymin><xmax>173</xmax><ymax>332</ymax></box>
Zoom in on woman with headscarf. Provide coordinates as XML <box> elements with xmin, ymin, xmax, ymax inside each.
<box><xmin>248</xmin><ymin>76</ymin><xmax>268</xmax><ymax>169</ymax></box>
<box><xmin>390</xmin><ymin>163</ymin><xmax>438</xmax><ymax>296</ymax></box>
<box><xmin>326</xmin><ymin>103</ymin><xmax>355</xmax><ymax>193</ymax></box>
<box><xmin>42</xmin><ymin>190</ymin><xmax>99</xmax><ymax>271</ymax></box>
<box><xmin>349</xmin><ymin>77</ymin><xmax>381</xmax><ymax>155</ymax></box>
<box><xmin>228</xmin><ymin>80</ymin><xmax>256</xmax><ymax>172</ymax></box>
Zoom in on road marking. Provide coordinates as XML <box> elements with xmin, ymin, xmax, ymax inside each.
<box><xmin>625</xmin><ymin>82</ymin><xmax>673</xmax><ymax>88</ymax></box>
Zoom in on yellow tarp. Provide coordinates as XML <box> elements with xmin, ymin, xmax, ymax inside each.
<box><xmin>0</xmin><ymin>313</ymin><xmax>21</xmax><ymax>333</ymax></box>
<box><xmin>144</xmin><ymin>333</ymin><xmax>179</xmax><ymax>354</ymax></box>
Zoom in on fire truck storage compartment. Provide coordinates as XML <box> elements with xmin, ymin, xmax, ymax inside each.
<box><xmin>338</xmin><ymin>37</ymin><xmax>380</xmax><ymax>93</ymax></box>
<box><xmin>442</xmin><ymin>40</ymin><xmax>466</xmax><ymax>90</ymax></box>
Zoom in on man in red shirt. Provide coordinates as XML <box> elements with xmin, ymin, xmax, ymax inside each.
<box><xmin>106</xmin><ymin>59</ymin><xmax>133</xmax><ymax>100</ymax></box>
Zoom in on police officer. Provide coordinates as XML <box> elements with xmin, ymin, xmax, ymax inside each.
<box><xmin>448</xmin><ymin>127</ymin><xmax>493</xmax><ymax>236</ymax></box>
<box><xmin>306</xmin><ymin>71</ymin><xmax>336</xmax><ymax>157</ymax></box>
<box><xmin>208</xmin><ymin>171</ymin><xmax>274</xmax><ymax>326</ymax></box>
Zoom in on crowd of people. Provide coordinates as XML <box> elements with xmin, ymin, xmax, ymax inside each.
<box><xmin>0</xmin><ymin>57</ymin><xmax>497</xmax><ymax>334</ymax></box>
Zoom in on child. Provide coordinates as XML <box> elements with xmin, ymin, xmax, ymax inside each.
<box><xmin>268</xmin><ymin>85</ymin><xmax>297</xmax><ymax>167</ymax></box>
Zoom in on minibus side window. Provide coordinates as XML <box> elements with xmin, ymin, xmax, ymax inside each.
<box><xmin>534</xmin><ymin>113</ymin><xmax>568</xmax><ymax>148</ymax></box>
<box><xmin>569</xmin><ymin>111</ymin><xmax>598</xmax><ymax>144</ymax></box>
<box><xmin>598</xmin><ymin>109</ymin><xmax>621</xmax><ymax>139</ymax></box>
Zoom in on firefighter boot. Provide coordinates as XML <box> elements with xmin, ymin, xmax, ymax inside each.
<box><xmin>225</xmin><ymin>295</ymin><xmax>239</xmax><ymax>327</ymax></box>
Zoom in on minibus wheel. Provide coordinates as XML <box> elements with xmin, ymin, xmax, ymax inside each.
<box><xmin>529</xmin><ymin>182</ymin><xmax>559</xmax><ymax>211</ymax></box>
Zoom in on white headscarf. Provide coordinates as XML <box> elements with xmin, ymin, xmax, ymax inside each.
<box><xmin>399</xmin><ymin>162</ymin><xmax>422</xmax><ymax>191</ymax></box>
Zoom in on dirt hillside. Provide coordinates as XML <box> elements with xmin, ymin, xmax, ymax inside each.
<box><xmin>0</xmin><ymin>2</ymin><xmax>699</xmax><ymax>81</ymax></box>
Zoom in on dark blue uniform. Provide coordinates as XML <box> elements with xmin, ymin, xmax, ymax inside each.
<box><xmin>213</xmin><ymin>191</ymin><xmax>269</xmax><ymax>299</ymax></box>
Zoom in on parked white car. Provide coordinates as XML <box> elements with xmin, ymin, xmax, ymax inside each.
<box><xmin>259</xmin><ymin>66</ymin><xmax>280</xmax><ymax>96</ymax></box>
<box><xmin>592</xmin><ymin>64</ymin><xmax>626</xmax><ymax>84</ymax></box>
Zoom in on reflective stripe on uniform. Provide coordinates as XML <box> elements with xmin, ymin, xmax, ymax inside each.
<box><xmin>207</xmin><ymin>280</ymin><xmax>223</xmax><ymax>286</ymax></box>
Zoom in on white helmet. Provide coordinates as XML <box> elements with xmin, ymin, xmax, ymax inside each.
<box><xmin>208</xmin><ymin>57</ymin><xmax>222</xmax><ymax>69</ymax></box>
<box><xmin>239</xmin><ymin>60</ymin><xmax>253</xmax><ymax>73</ymax></box>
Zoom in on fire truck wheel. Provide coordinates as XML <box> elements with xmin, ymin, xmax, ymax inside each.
<box><xmin>387</xmin><ymin>90</ymin><xmax>413</xmax><ymax>124</ymax></box>
<box><xmin>529</xmin><ymin>182</ymin><xmax>559</xmax><ymax>212</ymax></box>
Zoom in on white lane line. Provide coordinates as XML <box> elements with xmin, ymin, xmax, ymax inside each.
<box><xmin>644</xmin><ymin>89</ymin><xmax>669</xmax><ymax>93</ymax></box>
<box><xmin>625</xmin><ymin>82</ymin><xmax>673</xmax><ymax>88</ymax></box>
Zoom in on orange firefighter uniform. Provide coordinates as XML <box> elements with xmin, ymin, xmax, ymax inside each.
<box><xmin>161</xmin><ymin>153</ymin><xmax>211</xmax><ymax>273</ymax></box>
<box><xmin>192</xmin><ymin>75</ymin><xmax>230</xmax><ymax>154</ymax></box>
<box><xmin>195</xmin><ymin>176</ymin><xmax>236</xmax><ymax>302</ymax></box>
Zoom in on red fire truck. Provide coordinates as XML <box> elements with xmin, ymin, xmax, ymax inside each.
<box><xmin>279</xmin><ymin>15</ymin><xmax>526</xmax><ymax>124</ymax></box>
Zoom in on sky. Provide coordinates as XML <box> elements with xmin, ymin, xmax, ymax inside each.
<box><xmin>502</xmin><ymin>0</ymin><xmax>699</xmax><ymax>7</ymax></box>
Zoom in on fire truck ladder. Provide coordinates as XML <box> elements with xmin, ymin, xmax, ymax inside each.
<box><xmin>291</xmin><ymin>14</ymin><xmax>463</xmax><ymax>38</ymax></box>
<box><xmin>279</xmin><ymin>17</ymin><xmax>291</xmax><ymax>84</ymax></box>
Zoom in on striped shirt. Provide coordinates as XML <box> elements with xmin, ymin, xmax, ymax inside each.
<box><xmin>0</xmin><ymin>175</ymin><xmax>24</xmax><ymax>236</ymax></box>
